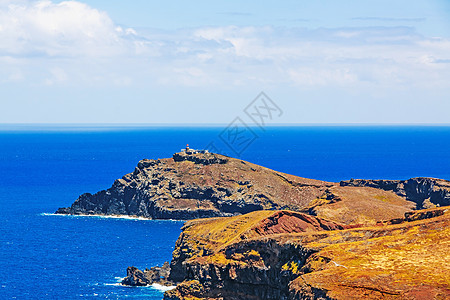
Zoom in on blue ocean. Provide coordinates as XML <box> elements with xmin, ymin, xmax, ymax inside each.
<box><xmin>1</xmin><ymin>125</ymin><xmax>450</xmax><ymax>299</ymax></box>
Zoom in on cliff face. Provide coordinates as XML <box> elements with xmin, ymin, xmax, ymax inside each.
<box><xmin>56</xmin><ymin>151</ymin><xmax>428</xmax><ymax>223</ymax></box>
<box><xmin>165</xmin><ymin>210</ymin><xmax>350</xmax><ymax>299</ymax></box>
<box><xmin>163</xmin><ymin>208</ymin><xmax>450</xmax><ymax>300</ymax></box>
<box><xmin>341</xmin><ymin>177</ymin><xmax>450</xmax><ymax>209</ymax></box>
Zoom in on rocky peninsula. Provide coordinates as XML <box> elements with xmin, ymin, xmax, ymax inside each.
<box><xmin>56</xmin><ymin>149</ymin><xmax>449</xmax><ymax>223</ymax></box>
<box><xmin>56</xmin><ymin>149</ymin><xmax>450</xmax><ymax>299</ymax></box>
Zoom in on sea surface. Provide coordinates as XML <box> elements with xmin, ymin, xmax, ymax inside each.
<box><xmin>1</xmin><ymin>125</ymin><xmax>450</xmax><ymax>299</ymax></box>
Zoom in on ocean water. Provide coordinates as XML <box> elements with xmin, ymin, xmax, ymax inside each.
<box><xmin>1</xmin><ymin>125</ymin><xmax>450</xmax><ymax>299</ymax></box>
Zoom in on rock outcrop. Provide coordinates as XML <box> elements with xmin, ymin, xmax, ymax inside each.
<box><xmin>56</xmin><ymin>151</ymin><xmax>432</xmax><ymax>224</ymax></box>
<box><xmin>121</xmin><ymin>262</ymin><xmax>172</xmax><ymax>286</ymax></box>
<box><xmin>162</xmin><ymin>208</ymin><xmax>450</xmax><ymax>299</ymax></box>
<box><xmin>340</xmin><ymin>177</ymin><xmax>450</xmax><ymax>208</ymax></box>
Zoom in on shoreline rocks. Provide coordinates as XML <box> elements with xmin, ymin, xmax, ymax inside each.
<box><xmin>121</xmin><ymin>262</ymin><xmax>173</xmax><ymax>287</ymax></box>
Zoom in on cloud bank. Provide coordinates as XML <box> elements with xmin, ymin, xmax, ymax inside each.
<box><xmin>0</xmin><ymin>0</ymin><xmax>449</xmax><ymax>90</ymax></box>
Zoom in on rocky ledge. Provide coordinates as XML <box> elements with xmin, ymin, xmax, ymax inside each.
<box><xmin>135</xmin><ymin>208</ymin><xmax>449</xmax><ymax>299</ymax></box>
<box><xmin>55</xmin><ymin>150</ymin><xmax>450</xmax><ymax>223</ymax></box>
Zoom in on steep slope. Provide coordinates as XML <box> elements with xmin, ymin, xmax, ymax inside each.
<box><xmin>56</xmin><ymin>150</ymin><xmax>421</xmax><ymax>222</ymax></box>
<box><xmin>162</xmin><ymin>207</ymin><xmax>450</xmax><ymax>300</ymax></box>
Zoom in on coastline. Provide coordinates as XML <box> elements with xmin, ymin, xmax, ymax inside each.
<box><xmin>4</xmin><ymin>127</ymin><xmax>449</xmax><ymax>299</ymax></box>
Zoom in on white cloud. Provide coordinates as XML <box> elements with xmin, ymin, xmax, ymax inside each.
<box><xmin>0</xmin><ymin>0</ymin><xmax>135</xmax><ymax>57</ymax></box>
<box><xmin>0</xmin><ymin>1</ymin><xmax>449</xmax><ymax>90</ymax></box>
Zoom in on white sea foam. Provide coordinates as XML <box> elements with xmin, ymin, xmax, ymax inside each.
<box><xmin>150</xmin><ymin>283</ymin><xmax>176</xmax><ymax>292</ymax></box>
<box><xmin>102</xmin><ymin>281</ymin><xmax>176</xmax><ymax>292</ymax></box>
<box><xmin>104</xmin><ymin>283</ymin><xmax>123</xmax><ymax>287</ymax></box>
<box><xmin>39</xmin><ymin>213</ymin><xmax>151</xmax><ymax>221</ymax></box>
<box><xmin>103</xmin><ymin>277</ymin><xmax>125</xmax><ymax>287</ymax></box>
<box><xmin>40</xmin><ymin>213</ymin><xmax>183</xmax><ymax>222</ymax></box>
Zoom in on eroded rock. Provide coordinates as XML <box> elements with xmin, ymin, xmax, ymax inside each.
<box><xmin>121</xmin><ymin>262</ymin><xmax>172</xmax><ymax>287</ymax></box>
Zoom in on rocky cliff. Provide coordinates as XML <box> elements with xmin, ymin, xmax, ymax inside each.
<box><xmin>341</xmin><ymin>177</ymin><xmax>450</xmax><ymax>209</ymax></box>
<box><xmin>55</xmin><ymin>151</ymin><xmax>440</xmax><ymax>223</ymax></box>
<box><xmin>56</xmin><ymin>151</ymin><xmax>331</xmax><ymax>219</ymax></box>
<box><xmin>160</xmin><ymin>208</ymin><xmax>450</xmax><ymax>300</ymax></box>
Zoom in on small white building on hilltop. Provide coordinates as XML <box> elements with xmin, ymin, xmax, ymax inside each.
<box><xmin>180</xmin><ymin>144</ymin><xmax>209</xmax><ymax>154</ymax></box>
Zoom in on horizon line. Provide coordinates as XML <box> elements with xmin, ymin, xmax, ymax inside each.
<box><xmin>1</xmin><ymin>122</ymin><xmax>450</xmax><ymax>126</ymax></box>
<box><xmin>1</xmin><ymin>122</ymin><xmax>450</xmax><ymax>132</ymax></box>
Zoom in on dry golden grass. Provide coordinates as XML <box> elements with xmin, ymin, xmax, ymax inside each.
<box><xmin>306</xmin><ymin>186</ymin><xmax>416</xmax><ymax>225</ymax></box>
<box><xmin>174</xmin><ymin>207</ymin><xmax>450</xmax><ymax>299</ymax></box>
<box><xmin>291</xmin><ymin>209</ymin><xmax>450</xmax><ymax>299</ymax></box>
<box><xmin>183</xmin><ymin>210</ymin><xmax>275</xmax><ymax>251</ymax></box>
<box><xmin>153</xmin><ymin>153</ymin><xmax>418</xmax><ymax>225</ymax></box>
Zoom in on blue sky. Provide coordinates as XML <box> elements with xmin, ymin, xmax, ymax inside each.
<box><xmin>0</xmin><ymin>0</ymin><xmax>449</xmax><ymax>124</ymax></box>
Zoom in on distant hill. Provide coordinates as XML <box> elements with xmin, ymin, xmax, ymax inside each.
<box><xmin>56</xmin><ymin>149</ymin><xmax>449</xmax><ymax>224</ymax></box>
